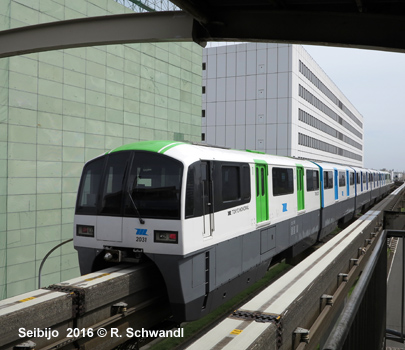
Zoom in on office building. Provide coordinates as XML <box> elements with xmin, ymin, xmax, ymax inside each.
<box><xmin>202</xmin><ymin>43</ymin><xmax>364</xmax><ymax>167</ymax></box>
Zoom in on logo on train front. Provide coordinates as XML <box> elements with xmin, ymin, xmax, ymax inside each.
<box><xmin>135</xmin><ymin>228</ymin><xmax>148</xmax><ymax>236</ymax></box>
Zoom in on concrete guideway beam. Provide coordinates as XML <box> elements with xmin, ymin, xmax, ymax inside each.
<box><xmin>0</xmin><ymin>289</ymin><xmax>73</xmax><ymax>347</ymax></box>
<box><xmin>0</xmin><ymin>263</ymin><xmax>169</xmax><ymax>350</ymax></box>
<box><xmin>0</xmin><ymin>11</ymin><xmax>205</xmax><ymax>59</ymax></box>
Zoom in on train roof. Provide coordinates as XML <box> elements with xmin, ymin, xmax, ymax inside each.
<box><xmin>310</xmin><ymin>161</ymin><xmax>352</xmax><ymax>172</ymax></box>
<box><xmin>107</xmin><ymin>141</ymin><xmax>389</xmax><ymax>175</ymax></box>
<box><xmin>108</xmin><ymin>140</ymin><xmax>319</xmax><ymax>168</ymax></box>
<box><xmin>108</xmin><ymin>140</ymin><xmax>186</xmax><ymax>154</ymax></box>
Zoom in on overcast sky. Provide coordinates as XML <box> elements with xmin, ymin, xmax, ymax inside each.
<box><xmin>302</xmin><ymin>45</ymin><xmax>405</xmax><ymax>172</ymax></box>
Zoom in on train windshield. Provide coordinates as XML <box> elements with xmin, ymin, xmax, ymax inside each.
<box><xmin>125</xmin><ymin>152</ymin><xmax>183</xmax><ymax>219</ymax></box>
<box><xmin>76</xmin><ymin>151</ymin><xmax>183</xmax><ymax>219</ymax></box>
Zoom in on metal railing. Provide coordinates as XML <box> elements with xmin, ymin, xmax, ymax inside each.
<box><xmin>323</xmin><ymin>210</ymin><xmax>405</xmax><ymax>350</ymax></box>
<box><xmin>323</xmin><ymin>229</ymin><xmax>387</xmax><ymax>350</ymax></box>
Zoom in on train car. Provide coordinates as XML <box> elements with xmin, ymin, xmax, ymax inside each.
<box><xmin>350</xmin><ymin>166</ymin><xmax>370</xmax><ymax>212</ymax></box>
<box><xmin>381</xmin><ymin>170</ymin><xmax>393</xmax><ymax>196</ymax></box>
<box><xmin>312</xmin><ymin>161</ymin><xmax>356</xmax><ymax>240</ymax></box>
<box><xmin>73</xmin><ymin>140</ymin><xmax>392</xmax><ymax>321</ymax></box>
<box><xmin>368</xmin><ymin>168</ymin><xmax>379</xmax><ymax>204</ymax></box>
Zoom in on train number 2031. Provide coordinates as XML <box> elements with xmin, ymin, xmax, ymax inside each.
<box><xmin>136</xmin><ymin>237</ymin><xmax>147</xmax><ymax>242</ymax></box>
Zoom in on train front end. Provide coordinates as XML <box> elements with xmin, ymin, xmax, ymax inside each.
<box><xmin>73</xmin><ymin>141</ymin><xmax>186</xmax><ymax>278</ymax></box>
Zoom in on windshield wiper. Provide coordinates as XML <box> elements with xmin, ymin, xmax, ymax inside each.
<box><xmin>127</xmin><ymin>189</ymin><xmax>145</xmax><ymax>225</ymax></box>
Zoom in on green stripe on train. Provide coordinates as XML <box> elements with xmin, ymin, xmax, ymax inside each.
<box><xmin>108</xmin><ymin>140</ymin><xmax>185</xmax><ymax>154</ymax></box>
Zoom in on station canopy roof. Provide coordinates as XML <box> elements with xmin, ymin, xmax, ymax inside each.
<box><xmin>1</xmin><ymin>0</ymin><xmax>405</xmax><ymax>57</ymax></box>
<box><xmin>169</xmin><ymin>0</ymin><xmax>405</xmax><ymax>52</ymax></box>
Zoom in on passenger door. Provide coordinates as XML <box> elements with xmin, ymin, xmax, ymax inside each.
<box><xmin>255</xmin><ymin>161</ymin><xmax>269</xmax><ymax>223</ymax></box>
<box><xmin>296</xmin><ymin>165</ymin><xmax>305</xmax><ymax>211</ymax></box>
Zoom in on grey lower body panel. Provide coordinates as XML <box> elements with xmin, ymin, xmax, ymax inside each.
<box><xmin>371</xmin><ymin>188</ymin><xmax>380</xmax><ymax>203</ymax></box>
<box><xmin>319</xmin><ymin>198</ymin><xmax>355</xmax><ymax>240</ymax></box>
<box><xmin>289</xmin><ymin>209</ymin><xmax>320</xmax><ymax>256</ymax></box>
<box><xmin>356</xmin><ymin>192</ymin><xmax>371</xmax><ymax>211</ymax></box>
<box><xmin>146</xmin><ymin>233</ymin><xmax>274</xmax><ymax>321</ymax></box>
<box><xmin>148</xmin><ymin>210</ymin><xmax>321</xmax><ymax>321</ymax></box>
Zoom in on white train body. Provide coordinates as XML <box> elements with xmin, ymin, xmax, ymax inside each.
<box><xmin>73</xmin><ymin>141</ymin><xmax>392</xmax><ymax>321</ymax></box>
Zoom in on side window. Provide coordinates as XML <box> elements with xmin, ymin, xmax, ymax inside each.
<box><xmin>350</xmin><ymin>172</ymin><xmax>354</xmax><ymax>185</ymax></box>
<box><xmin>324</xmin><ymin>171</ymin><xmax>333</xmax><ymax>189</ymax></box>
<box><xmin>328</xmin><ymin>172</ymin><xmax>333</xmax><ymax>188</ymax></box>
<box><xmin>339</xmin><ymin>171</ymin><xmax>346</xmax><ymax>187</ymax></box>
<box><xmin>222</xmin><ymin>166</ymin><xmax>240</xmax><ymax>202</ymax></box>
<box><xmin>306</xmin><ymin>169</ymin><xmax>319</xmax><ymax>191</ymax></box>
<box><xmin>213</xmin><ymin>162</ymin><xmax>251</xmax><ymax>211</ymax></box>
<box><xmin>272</xmin><ymin>167</ymin><xmax>294</xmax><ymax>196</ymax></box>
<box><xmin>357</xmin><ymin>172</ymin><xmax>360</xmax><ymax>184</ymax></box>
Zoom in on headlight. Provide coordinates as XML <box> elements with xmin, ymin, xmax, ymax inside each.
<box><xmin>154</xmin><ymin>230</ymin><xmax>178</xmax><ymax>244</ymax></box>
<box><xmin>77</xmin><ymin>225</ymin><xmax>95</xmax><ymax>237</ymax></box>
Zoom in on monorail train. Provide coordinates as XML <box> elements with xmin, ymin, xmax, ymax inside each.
<box><xmin>73</xmin><ymin>140</ymin><xmax>392</xmax><ymax>321</ymax></box>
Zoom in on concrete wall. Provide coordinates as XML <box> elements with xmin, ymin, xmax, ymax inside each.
<box><xmin>0</xmin><ymin>0</ymin><xmax>202</xmax><ymax>299</ymax></box>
